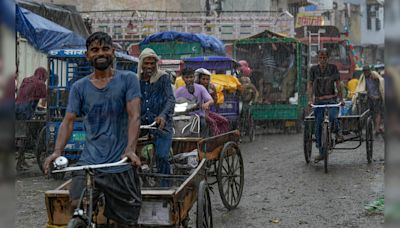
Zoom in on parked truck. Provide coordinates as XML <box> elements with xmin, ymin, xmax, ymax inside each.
<box><xmin>295</xmin><ymin>25</ymin><xmax>356</xmax><ymax>81</ymax></box>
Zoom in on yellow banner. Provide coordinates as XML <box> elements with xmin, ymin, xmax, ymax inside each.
<box><xmin>295</xmin><ymin>12</ymin><xmax>324</xmax><ymax>28</ymax></box>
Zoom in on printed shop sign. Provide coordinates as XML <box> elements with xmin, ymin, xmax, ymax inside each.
<box><xmin>295</xmin><ymin>12</ymin><xmax>324</xmax><ymax>28</ymax></box>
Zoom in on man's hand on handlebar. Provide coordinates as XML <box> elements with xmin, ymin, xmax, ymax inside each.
<box><xmin>202</xmin><ymin>103</ymin><xmax>210</xmax><ymax>110</ymax></box>
<box><xmin>123</xmin><ymin>148</ymin><xmax>141</xmax><ymax>167</ymax></box>
<box><xmin>43</xmin><ymin>151</ymin><xmax>62</xmax><ymax>175</ymax></box>
<box><xmin>155</xmin><ymin>116</ymin><xmax>165</xmax><ymax>130</ymax></box>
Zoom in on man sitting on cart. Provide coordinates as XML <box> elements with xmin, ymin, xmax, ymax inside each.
<box><xmin>195</xmin><ymin>68</ymin><xmax>230</xmax><ymax>135</ymax></box>
<box><xmin>307</xmin><ymin>49</ymin><xmax>345</xmax><ymax>163</ymax></box>
<box><xmin>43</xmin><ymin>32</ymin><xmax>142</xmax><ymax>227</ymax></box>
<box><xmin>138</xmin><ymin>48</ymin><xmax>175</xmax><ymax>176</ymax></box>
<box><xmin>175</xmin><ymin>68</ymin><xmax>214</xmax><ymax>137</ymax></box>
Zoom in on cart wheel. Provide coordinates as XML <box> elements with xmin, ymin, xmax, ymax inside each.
<box><xmin>321</xmin><ymin>123</ymin><xmax>330</xmax><ymax>173</ymax></box>
<box><xmin>217</xmin><ymin>142</ymin><xmax>244</xmax><ymax>210</ymax></box>
<box><xmin>35</xmin><ymin>127</ymin><xmax>65</xmax><ymax>180</ymax></box>
<box><xmin>35</xmin><ymin>126</ymin><xmax>48</xmax><ymax>173</ymax></box>
<box><xmin>366</xmin><ymin>116</ymin><xmax>374</xmax><ymax>163</ymax></box>
<box><xmin>248</xmin><ymin>115</ymin><xmax>255</xmax><ymax>142</ymax></box>
<box><xmin>66</xmin><ymin>217</ymin><xmax>87</xmax><ymax>228</ymax></box>
<box><xmin>197</xmin><ymin>180</ymin><xmax>213</xmax><ymax>228</ymax></box>
<box><xmin>303</xmin><ymin>124</ymin><xmax>312</xmax><ymax>163</ymax></box>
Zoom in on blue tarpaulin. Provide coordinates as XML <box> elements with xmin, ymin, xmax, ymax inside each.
<box><xmin>183</xmin><ymin>56</ymin><xmax>239</xmax><ymax>71</ymax></box>
<box><xmin>140</xmin><ymin>31</ymin><xmax>225</xmax><ymax>55</ymax></box>
<box><xmin>16</xmin><ymin>5</ymin><xmax>85</xmax><ymax>53</ymax></box>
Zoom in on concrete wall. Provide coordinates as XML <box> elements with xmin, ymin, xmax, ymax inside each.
<box><xmin>16</xmin><ymin>37</ymin><xmax>48</xmax><ymax>85</ymax></box>
<box><xmin>348</xmin><ymin>4</ymin><xmax>362</xmax><ymax>45</ymax></box>
<box><xmin>359</xmin><ymin>0</ymin><xmax>384</xmax><ymax>45</ymax></box>
<box><xmin>36</xmin><ymin>0</ymin><xmax>287</xmax><ymax>12</ymax></box>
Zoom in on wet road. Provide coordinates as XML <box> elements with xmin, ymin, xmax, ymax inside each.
<box><xmin>16</xmin><ymin>132</ymin><xmax>384</xmax><ymax>227</ymax></box>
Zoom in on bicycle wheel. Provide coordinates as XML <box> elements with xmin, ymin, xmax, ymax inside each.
<box><xmin>321</xmin><ymin>122</ymin><xmax>330</xmax><ymax>173</ymax></box>
<box><xmin>197</xmin><ymin>180</ymin><xmax>213</xmax><ymax>228</ymax></box>
<box><xmin>217</xmin><ymin>142</ymin><xmax>244</xmax><ymax>210</ymax></box>
<box><xmin>248</xmin><ymin>115</ymin><xmax>255</xmax><ymax>142</ymax></box>
<box><xmin>366</xmin><ymin>116</ymin><xmax>373</xmax><ymax>163</ymax></box>
<box><xmin>36</xmin><ymin>126</ymin><xmax>65</xmax><ymax>180</ymax></box>
<box><xmin>67</xmin><ymin>217</ymin><xmax>87</xmax><ymax>228</ymax></box>
<box><xmin>303</xmin><ymin>122</ymin><xmax>312</xmax><ymax>163</ymax></box>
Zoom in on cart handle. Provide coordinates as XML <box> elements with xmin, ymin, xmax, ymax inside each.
<box><xmin>52</xmin><ymin>157</ymin><xmax>129</xmax><ymax>173</ymax></box>
<box><xmin>311</xmin><ymin>103</ymin><xmax>341</xmax><ymax>108</ymax></box>
<box><xmin>140</xmin><ymin>121</ymin><xmax>158</xmax><ymax>130</ymax></box>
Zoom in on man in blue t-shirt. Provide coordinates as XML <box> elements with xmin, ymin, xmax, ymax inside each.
<box><xmin>43</xmin><ymin>32</ymin><xmax>142</xmax><ymax>226</ymax></box>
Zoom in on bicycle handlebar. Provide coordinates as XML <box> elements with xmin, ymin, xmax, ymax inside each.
<box><xmin>310</xmin><ymin>103</ymin><xmax>341</xmax><ymax>108</ymax></box>
<box><xmin>52</xmin><ymin>123</ymin><xmax>158</xmax><ymax>174</ymax></box>
<box><xmin>52</xmin><ymin>157</ymin><xmax>129</xmax><ymax>173</ymax></box>
<box><xmin>140</xmin><ymin>121</ymin><xmax>157</xmax><ymax>129</ymax></box>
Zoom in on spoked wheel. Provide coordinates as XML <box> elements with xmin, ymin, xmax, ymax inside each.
<box><xmin>248</xmin><ymin>115</ymin><xmax>256</xmax><ymax>142</ymax></box>
<box><xmin>217</xmin><ymin>142</ymin><xmax>244</xmax><ymax>210</ymax></box>
<box><xmin>303</xmin><ymin>123</ymin><xmax>312</xmax><ymax>163</ymax></box>
<box><xmin>206</xmin><ymin>160</ymin><xmax>218</xmax><ymax>186</ymax></box>
<box><xmin>35</xmin><ymin>127</ymin><xmax>65</xmax><ymax>180</ymax></box>
<box><xmin>366</xmin><ymin>116</ymin><xmax>374</xmax><ymax>163</ymax></box>
<box><xmin>321</xmin><ymin>123</ymin><xmax>330</xmax><ymax>174</ymax></box>
<box><xmin>35</xmin><ymin>126</ymin><xmax>48</xmax><ymax>173</ymax></box>
<box><xmin>197</xmin><ymin>180</ymin><xmax>213</xmax><ymax>228</ymax></box>
<box><xmin>66</xmin><ymin>217</ymin><xmax>87</xmax><ymax>228</ymax></box>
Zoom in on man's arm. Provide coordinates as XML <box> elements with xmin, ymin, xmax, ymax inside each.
<box><xmin>332</xmin><ymin>65</ymin><xmax>344</xmax><ymax>103</ymax></box>
<box><xmin>156</xmin><ymin>76</ymin><xmax>176</xmax><ymax>129</ymax></box>
<box><xmin>43</xmin><ymin>112</ymin><xmax>76</xmax><ymax>174</ymax></box>
<box><xmin>201</xmin><ymin>86</ymin><xmax>214</xmax><ymax>110</ymax></box>
<box><xmin>124</xmin><ymin>97</ymin><xmax>141</xmax><ymax>166</ymax></box>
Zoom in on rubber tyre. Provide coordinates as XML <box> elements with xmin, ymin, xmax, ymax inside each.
<box><xmin>67</xmin><ymin>217</ymin><xmax>87</xmax><ymax>228</ymax></box>
<box><xmin>217</xmin><ymin>142</ymin><xmax>244</xmax><ymax>210</ymax></box>
<box><xmin>366</xmin><ymin>116</ymin><xmax>374</xmax><ymax>163</ymax></box>
<box><xmin>303</xmin><ymin>123</ymin><xmax>312</xmax><ymax>163</ymax></box>
<box><xmin>248</xmin><ymin>116</ymin><xmax>256</xmax><ymax>142</ymax></box>
<box><xmin>197</xmin><ymin>180</ymin><xmax>213</xmax><ymax>228</ymax></box>
<box><xmin>36</xmin><ymin>126</ymin><xmax>66</xmax><ymax>180</ymax></box>
<box><xmin>35</xmin><ymin>126</ymin><xmax>48</xmax><ymax>173</ymax></box>
<box><xmin>321</xmin><ymin>123</ymin><xmax>330</xmax><ymax>173</ymax></box>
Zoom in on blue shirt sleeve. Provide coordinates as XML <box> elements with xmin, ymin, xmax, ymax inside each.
<box><xmin>125</xmin><ymin>72</ymin><xmax>141</xmax><ymax>102</ymax></box>
<box><xmin>66</xmin><ymin>83</ymin><xmax>82</xmax><ymax>116</ymax></box>
<box><xmin>158</xmin><ymin>75</ymin><xmax>175</xmax><ymax>120</ymax></box>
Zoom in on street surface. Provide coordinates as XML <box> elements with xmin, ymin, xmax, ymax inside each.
<box><xmin>16</xmin><ymin>132</ymin><xmax>384</xmax><ymax>227</ymax></box>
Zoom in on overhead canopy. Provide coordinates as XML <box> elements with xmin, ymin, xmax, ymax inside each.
<box><xmin>183</xmin><ymin>56</ymin><xmax>239</xmax><ymax>71</ymax></box>
<box><xmin>16</xmin><ymin>5</ymin><xmax>86</xmax><ymax>53</ymax></box>
<box><xmin>17</xmin><ymin>0</ymin><xmax>89</xmax><ymax>38</ymax></box>
<box><xmin>248</xmin><ymin>30</ymin><xmax>288</xmax><ymax>39</ymax></box>
<box><xmin>140</xmin><ymin>31</ymin><xmax>225</xmax><ymax>56</ymax></box>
